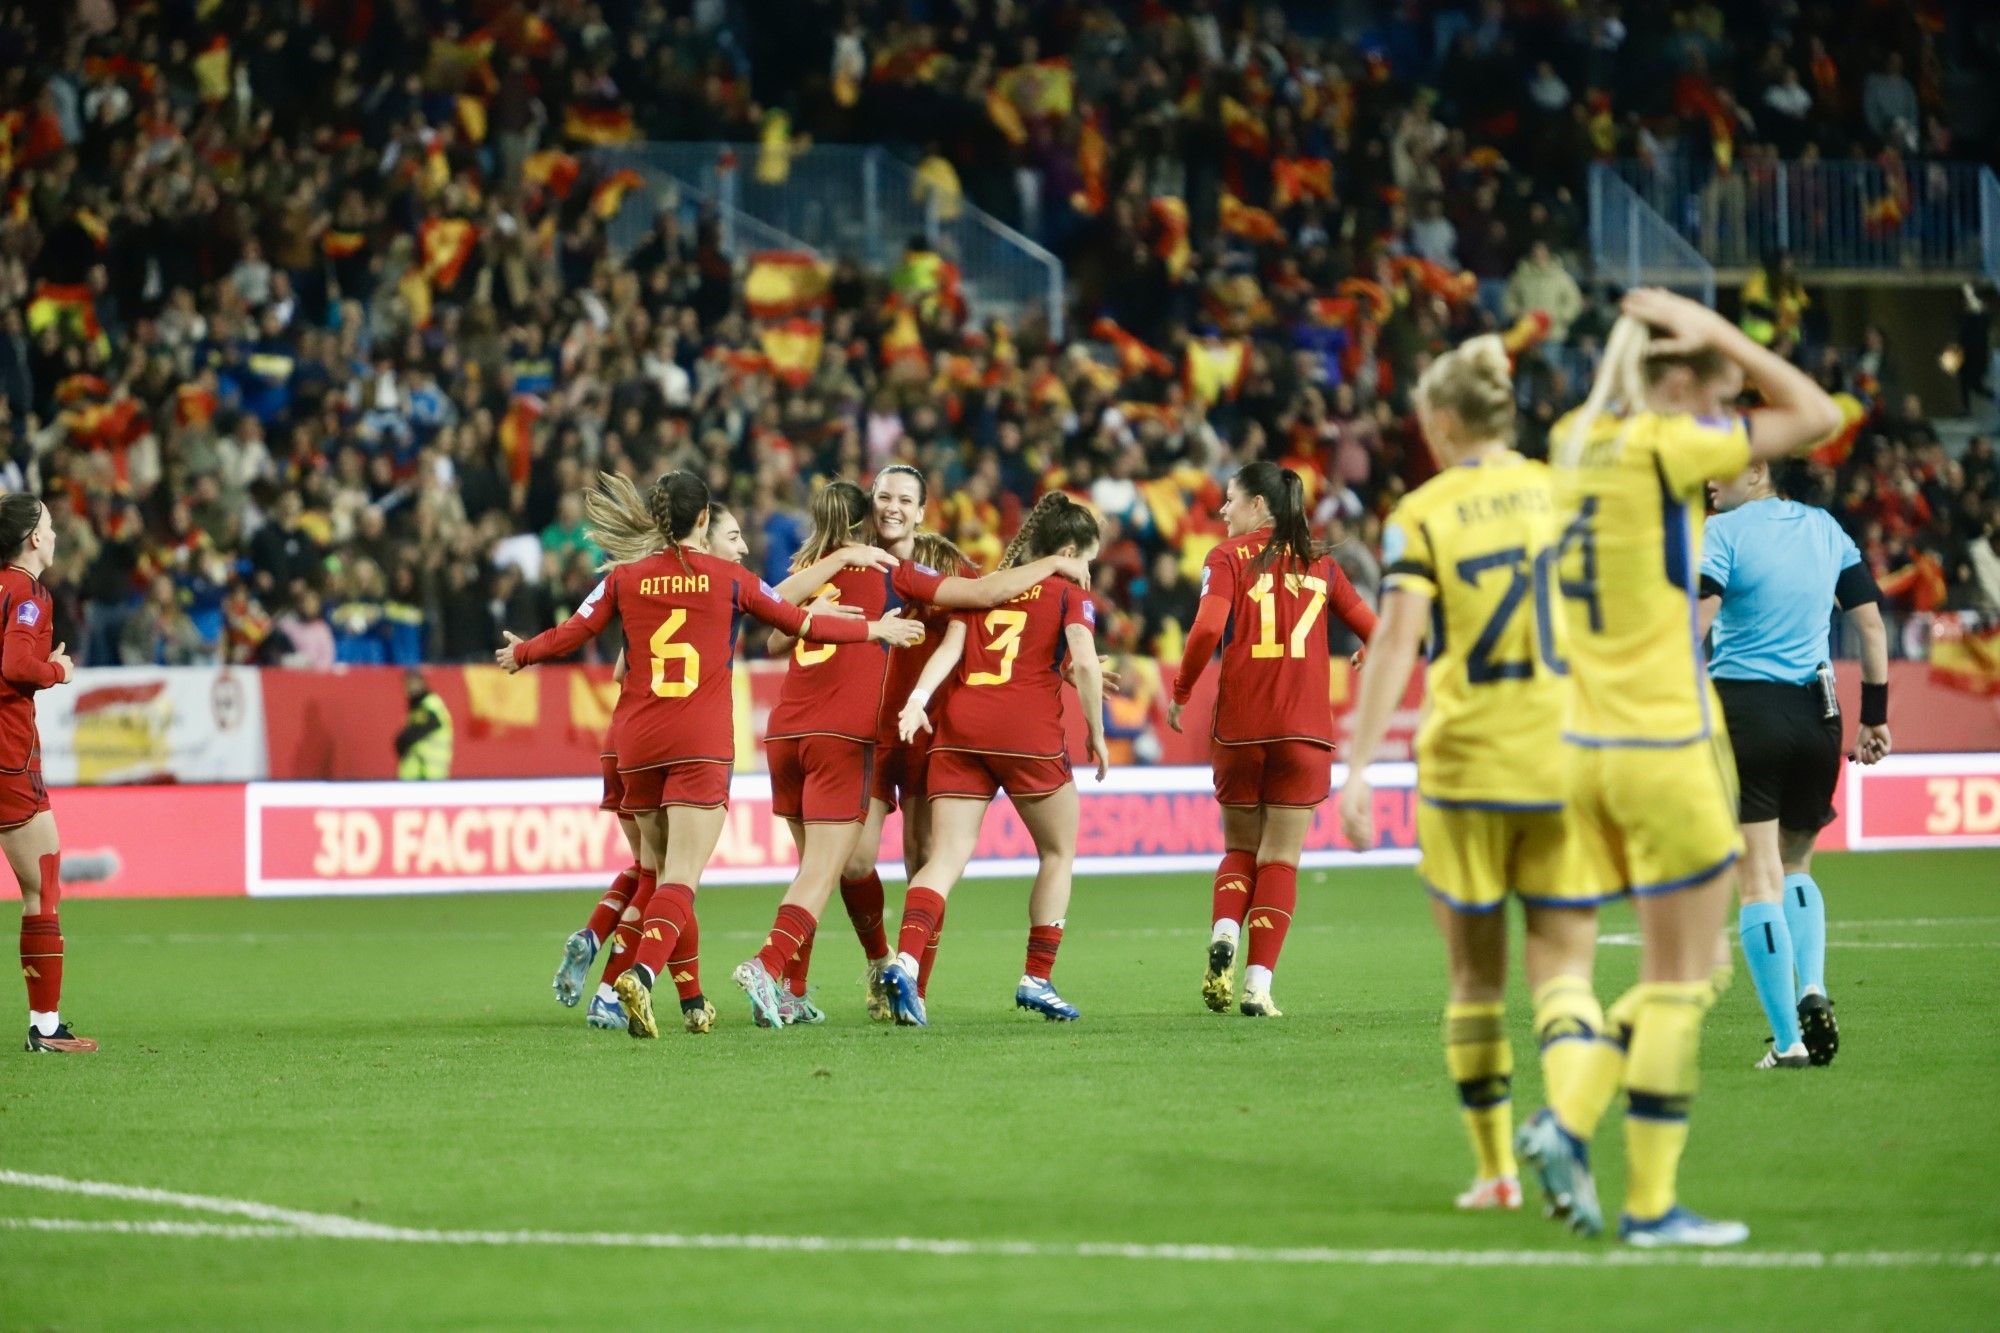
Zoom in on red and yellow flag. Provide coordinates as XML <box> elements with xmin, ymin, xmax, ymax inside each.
<box><xmin>1930</xmin><ymin>613</ymin><xmax>2000</xmax><ymax>695</ymax></box>
<box><xmin>522</xmin><ymin>150</ymin><xmax>581</xmax><ymax>200</ymax></box>
<box><xmin>1148</xmin><ymin>197</ymin><xmax>1191</xmax><ymax>280</ymax></box>
<box><xmin>562</xmin><ymin>104</ymin><xmax>636</xmax><ymax>146</ymax></box>
<box><xmin>1073</xmin><ymin>109</ymin><xmax>1107</xmax><ymax>215</ymax></box>
<box><xmin>499</xmin><ymin>394</ymin><xmax>545</xmax><ymax>485</ymax></box>
<box><xmin>1219</xmin><ymin>192</ymin><xmax>1283</xmax><ymax>245</ymax></box>
<box><xmin>744</xmin><ymin>252</ymin><xmax>832</xmax><ymax>319</ymax></box>
<box><xmin>759</xmin><ymin>319</ymin><xmax>824</xmax><ymax>387</ymax></box>
<box><xmin>1220</xmin><ymin>98</ymin><xmax>1269</xmax><ymax>156</ymax></box>
<box><xmin>995</xmin><ymin>59</ymin><xmax>1074</xmax><ymax>118</ymax></box>
<box><xmin>420</xmin><ymin>217</ymin><xmax>480</xmax><ymax>289</ymax></box>
<box><xmin>1271</xmin><ymin>157</ymin><xmax>1333</xmax><ymax>209</ymax></box>
<box><xmin>1090</xmin><ymin>317</ymin><xmax>1174</xmax><ymax>380</ymax></box>
<box><xmin>1183</xmin><ymin>338</ymin><xmax>1251</xmax><ymax>406</ymax></box>
<box><xmin>590</xmin><ymin>168</ymin><xmax>644</xmax><ymax>220</ymax></box>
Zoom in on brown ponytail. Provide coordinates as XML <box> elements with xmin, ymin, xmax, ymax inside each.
<box><xmin>1234</xmin><ymin>461</ymin><xmax>1319</xmax><ymax>573</ymax></box>
<box><xmin>791</xmin><ymin>480</ymin><xmax>870</xmax><ymax>570</ymax></box>
<box><xmin>1000</xmin><ymin>492</ymin><xmax>1102</xmax><ymax>569</ymax></box>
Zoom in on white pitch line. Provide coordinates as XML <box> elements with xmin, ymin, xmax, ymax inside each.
<box><xmin>2</xmin><ymin>1171</ymin><xmax>1995</xmax><ymax>1271</ymax></box>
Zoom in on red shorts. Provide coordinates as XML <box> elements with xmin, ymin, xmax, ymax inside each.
<box><xmin>1212</xmin><ymin>740</ymin><xmax>1333</xmax><ymax>809</ymax></box>
<box><xmin>869</xmin><ymin>736</ymin><xmax>932</xmax><ymax>811</ymax></box>
<box><xmin>619</xmin><ymin>760</ymin><xmax>731</xmax><ymax>812</ymax></box>
<box><xmin>599</xmin><ymin>754</ymin><xmax>624</xmax><ymax>812</ymax></box>
<box><xmin>0</xmin><ymin>765</ymin><xmax>49</xmax><ymax>830</ymax></box>
<box><xmin>768</xmin><ymin>735</ymin><xmax>873</xmax><ymax>824</ymax></box>
<box><xmin>927</xmin><ymin>748</ymin><xmax>1072</xmax><ymax>802</ymax></box>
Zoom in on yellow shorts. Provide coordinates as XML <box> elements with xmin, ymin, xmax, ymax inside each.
<box><xmin>1566</xmin><ymin>732</ymin><xmax>1744</xmax><ymax>899</ymax></box>
<box><xmin>1417</xmin><ymin>800</ymin><xmax>1600</xmax><ymax>913</ymax></box>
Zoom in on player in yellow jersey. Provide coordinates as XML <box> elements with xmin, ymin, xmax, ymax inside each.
<box><xmin>1339</xmin><ymin>335</ymin><xmax>1608</xmax><ymax>1221</ymax></box>
<box><xmin>1528</xmin><ymin>288</ymin><xmax>1843</xmax><ymax>1248</ymax></box>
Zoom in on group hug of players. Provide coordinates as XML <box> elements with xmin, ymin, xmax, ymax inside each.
<box><xmin>1</xmin><ymin>279</ymin><xmax>1876</xmax><ymax>1250</ymax></box>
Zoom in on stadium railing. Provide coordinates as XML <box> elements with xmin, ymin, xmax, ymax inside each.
<box><xmin>594</xmin><ymin>143</ymin><xmax>1066</xmax><ymax>338</ymax></box>
<box><xmin>1589</xmin><ymin>164</ymin><xmax>1719</xmax><ymax>304</ymax></box>
<box><xmin>1603</xmin><ymin>156</ymin><xmax>1991</xmax><ymax>278</ymax></box>
<box><xmin>593</xmin><ymin>148</ymin><xmax>824</xmax><ymax>261</ymax></box>
<box><xmin>1982</xmin><ymin>167</ymin><xmax>2000</xmax><ymax>288</ymax></box>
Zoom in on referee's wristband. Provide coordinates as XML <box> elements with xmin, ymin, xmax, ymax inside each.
<box><xmin>1860</xmin><ymin>682</ymin><xmax>1888</xmax><ymax>726</ymax></box>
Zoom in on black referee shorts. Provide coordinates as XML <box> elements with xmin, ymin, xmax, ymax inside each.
<box><xmin>1715</xmin><ymin>678</ymin><xmax>1843</xmax><ymax>831</ymax></box>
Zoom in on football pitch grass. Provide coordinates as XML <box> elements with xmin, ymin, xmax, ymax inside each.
<box><xmin>3</xmin><ymin>850</ymin><xmax>1996</xmax><ymax>1330</ymax></box>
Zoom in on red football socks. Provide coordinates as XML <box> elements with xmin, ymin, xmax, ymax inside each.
<box><xmin>897</xmin><ymin>887</ymin><xmax>948</xmax><ymax>963</ymax></box>
<box><xmin>782</xmin><ymin>923</ymin><xmax>817</xmax><ymax>997</ymax></box>
<box><xmin>599</xmin><ymin>870</ymin><xmax>656</xmax><ymax>986</ymax></box>
<box><xmin>1245</xmin><ymin>862</ymin><xmax>1298</xmax><ymax>971</ymax></box>
<box><xmin>917</xmin><ymin>899</ymin><xmax>947</xmax><ymax>999</ymax></box>
<box><xmin>755</xmin><ymin>904</ymin><xmax>818</xmax><ymax>981</ymax></box>
<box><xmin>1212</xmin><ymin>849</ymin><xmax>1255</xmax><ymax>929</ymax></box>
<box><xmin>585</xmin><ymin>865</ymin><xmax>641</xmax><ymax>947</ymax></box>
<box><xmin>667</xmin><ymin>906</ymin><xmax>703</xmax><ymax>1002</ymax></box>
<box><xmin>1025</xmin><ymin>923</ymin><xmax>1063</xmax><ymax>981</ymax></box>
<box><xmin>629</xmin><ymin>882</ymin><xmax>697</xmax><ymax>984</ymax></box>
<box><xmin>20</xmin><ymin>914</ymin><xmax>61</xmax><ymax>1013</ymax></box>
<box><xmin>839</xmin><ymin>871</ymin><xmax>890</xmax><ymax>960</ymax></box>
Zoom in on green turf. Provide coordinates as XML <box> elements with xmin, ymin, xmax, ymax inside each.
<box><xmin>2</xmin><ymin>850</ymin><xmax>1997</xmax><ymax>1330</ymax></box>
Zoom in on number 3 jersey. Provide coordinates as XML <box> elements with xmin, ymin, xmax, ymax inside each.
<box><xmin>1381</xmin><ymin>452</ymin><xmax>1568</xmax><ymax>807</ymax></box>
<box><xmin>514</xmin><ymin>546</ymin><xmax>867</xmax><ymax>770</ymax></box>
<box><xmin>934</xmin><ymin>575</ymin><xmax>1094</xmax><ymax>759</ymax></box>
<box><xmin>1186</xmin><ymin>528</ymin><xmax>1375</xmax><ymax>749</ymax></box>
<box><xmin>766</xmin><ymin>560</ymin><xmax>949</xmax><ymax>743</ymax></box>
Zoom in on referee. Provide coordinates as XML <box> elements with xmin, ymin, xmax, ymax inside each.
<box><xmin>1699</xmin><ymin>458</ymin><xmax>1891</xmax><ymax>1071</ymax></box>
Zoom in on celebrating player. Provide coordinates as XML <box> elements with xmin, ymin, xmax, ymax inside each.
<box><xmin>1166</xmin><ymin>462</ymin><xmax>1376</xmax><ymax>1018</ymax></box>
<box><xmin>881</xmin><ymin>492</ymin><xmax>1108</xmax><ymax>1026</ymax></box>
<box><xmin>1338</xmin><ymin>335</ymin><xmax>1600</xmax><ymax>1216</ymax></box>
<box><xmin>0</xmin><ymin>495</ymin><xmax>92</xmax><ymax>1053</ymax></box>
<box><xmin>1530</xmin><ymin>287</ymin><xmax>1843</xmax><ymax>1246</ymax></box>
<box><xmin>498</xmin><ymin>470</ymin><xmax>923</xmax><ymax>1041</ymax></box>
<box><xmin>1699</xmin><ymin>458</ymin><xmax>1891</xmax><ymax>1067</ymax></box>
<box><xmin>733</xmin><ymin>480</ymin><xmax>1089</xmax><ymax>1029</ymax></box>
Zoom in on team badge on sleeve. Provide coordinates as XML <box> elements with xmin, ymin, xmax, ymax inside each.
<box><xmin>759</xmin><ymin>579</ymin><xmax>781</xmax><ymax>599</ymax></box>
<box><xmin>1200</xmin><ymin>567</ymin><xmax>1210</xmax><ymax>596</ymax></box>
<box><xmin>575</xmin><ymin>580</ymin><xmax>607</xmax><ymax>617</ymax></box>
<box><xmin>1083</xmin><ymin>599</ymin><xmax>1097</xmax><ymax>626</ymax></box>
<box><xmin>16</xmin><ymin>601</ymin><xmax>39</xmax><ymax>627</ymax></box>
<box><xmin>1381</xmin><ymin>522</ymin><xmax>1407</xmax><ymax>567</ymax></box>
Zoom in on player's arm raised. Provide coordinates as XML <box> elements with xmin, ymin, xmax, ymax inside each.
<box><xmin>499</xmin><ymin>572</ymin><xmax>617</xmax><ymax>671</ymax></box>
<box><xmin>771</xmin><ymin>543</ymin><xmax>897</xmax><ymax>604</ymax></box>
<box><xmin>1336</xmin><ymin>583</ymin><xmax>1428</xmax><ymax>851</ymax></box>
<box><xmin>739</xmin><ymin>572</ymin><xmax>919</xmax><ymax>648</ymax></box>
<box><xmin>1065</xmin><ymin>621</ymin><xmax>1110</xmax><ymax>781</ymax></box>
<box><xmin>898</xmin><ymin>617</ymin><xmax>966</xmax><ymax>742</ymax></box>
<box><xmin>1622</xmin><ymin>287</ymin><xmax>1843</xmax><ymax>460</ymax></box>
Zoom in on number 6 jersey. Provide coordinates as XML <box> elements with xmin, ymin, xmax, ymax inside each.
<box><xmin>1175</xmin><ymin>527</ymin><xmax>1376</xmax><ymax>750</ymax></box>
<box><xmin>1381</xmin><ymin>452</ymin><xmax>1569</xmax><ymax>808</ymax></box>
<box><xmin>513</xmin><ymin>545</ymin><xmax>870</xmax><ymax>770</ymax></box>
<box><xmin>933</xmin><ymin>574</ymin><xmax>1095</xmax><ymax>760</ymax></box>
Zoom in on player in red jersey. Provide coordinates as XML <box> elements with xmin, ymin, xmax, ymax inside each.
<box><xmin>555</xmin><ymin>500</ymin><xmax>872</xmax><ymax>1034</ymax></box>
<box><xmin>1168</xmin><ymin>461</ymin><xmax>1377</xmax><ymax>1018</ymax></box>
<box><xmin>498</xmin><ymin>471</ymin><xmax>922</xmax><ymax>1041</ymax></box>
<box><xmin>879</xmin><ymin>492</ymin><xmax>1108</xmax><ymax>1026</ymax></box>
<box><xmin>0</xmin><ymin>496</ymin><xmax>93</xmax><ymax>1053</ymax></box>
<box><xmin>735</xmin><ymin>480</ymin><xmax>1089</xmax><ymax>1028</ymax></box>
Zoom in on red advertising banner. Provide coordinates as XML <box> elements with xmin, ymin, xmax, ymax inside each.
<box><xmin>1842</xmin><ymin>754</ymin><xmax>2000</xmax><ymax>850</ymax></box>
<box><xmin>53</xmin><ymin>784</ymin><xmax>246</xmax><ymax>899</ymax></box>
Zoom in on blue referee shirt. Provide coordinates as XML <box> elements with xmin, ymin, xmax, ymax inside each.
<box><xmin>1699</xmin><ymin>498</ymin><xmax>1860</xmax><ymax>685</ymax></box>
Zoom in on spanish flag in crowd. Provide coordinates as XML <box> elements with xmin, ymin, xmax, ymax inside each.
<box><xmin>1220</xmin><ymin>97</ymin><xmax>1269</xmax><ymax>157</ymax></box>
<box><xmin>1500</xmin><ymin>310</ymin><xmax>1552</xmax><ymax>362</ymax></box>
<box><xmin>1149</xmin><ymin>197</ymin><xmax>1191</xmax><ymax>280</ymax></box>
<box><xmin>757</xmin><ymin>110</ymin><xmax>796</xmax><ymax>186</ymax></box>
<box><xmin>193</xmin><ymin>36</ymin><xmax>231</xmax><ymax>105</ymax></box>
<box><xmin>1183</xmin><ymin>337</ymin><xmax>1251</xmax><ymax>406</ymax></box>
<box><xmin>1219</xmin><ymin>192</ymin><xmax>1283</xmax><ymax>245</ymax></box>
<box><xmin>879</xmin><ymin>304</ymin><xmax>928</xmax><ymax>371</ymax></box>
<box><xmin>562</xmin><ymin>103</ymin><xmax>636</xmax><ymax>147</ymax></box>
<box><xmin>26</xmin><ymin>282</ymin><xmax>103</xmax><ymax>345</ymax></box>
<box><xmin>1812</xmin><ymin>391</ymin><xmax>1869</xmax><ymax>468</ymax></box>
<box><xmin>994</xmin><ymin>59</ymin><xmax>1074</xmax><ymax>118</ymax></box>
<box><xmin>522</xmin><ymin>150</ymin><xmax>581</xmax><ymax>200</ymax></box>
<box><xmin>1271</xmin><ymin>157</ymin><xmax>1333</xmax><ymax>209</ymax></box>
<box><xmin>1395</xmin><ymin>255</ymin><xmax>1477</xmax><ymax>304</ymax></box>
<box><xmin>744</xmin><ymin>252</ymin><xmax>831</xmax><ymax>319</ymax></box>
<box><xmin>986</xmin><ymin>83</ymin><xmax>1028</xmax><ymax>146</ymax></box>
<box><xmin>420</xmin><ymin>216</ymin><xmax>480</xmax><ymax>289</ymax></box>
<box><xmin>1930</xmin><ymin>613</ymin><xmax>2000</xmax><ymax>695</ymax></box>
<box><xmin>759</xmin><ymin>318</ymin><xmax>824</xmax><ymax>387</ymax></box>
<box><xmin>1090</xmin><ymin>317</ymin><xmax>1174</xmax><ymax>380</ymax></box>
<box><xmin>456</xmin><ymin>95</ymin><xmax>488</xmax><ymax>144</ymax></box>
<box><xmin>499</xmin><ymin>394</ymin><xmax>545</xmax><ymax>484</ymax></box>
<box><xmin>590</xmin><ymin>169</ymin><xmax>644</xmax><ymax>221</ymax></box>
<box><xmin>321</xmin><ymin>228</ymin><xmax>367</xmax><ymax>260</ymax></box>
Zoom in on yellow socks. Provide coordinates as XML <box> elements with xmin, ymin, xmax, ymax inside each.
<box><xmin>1532</xmin><ymin>975</ymin><xmax>1621</xmax><ymax>1141</ymax></box>
<box><xmin>1622</xmin><ymin>981</ymin><xmax>1713</xmax><ymax>1221</ymax></box>
<box><xmin>1445</xmin><ymin>1001</ymin><xmax>1516</xmax><ymax>1181</ymax></box>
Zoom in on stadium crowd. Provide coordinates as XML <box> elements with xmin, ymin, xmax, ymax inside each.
<box><xmin>0</xmin><ymin>0</ymin><xmax>1995</xmax><ymax>670</ymax></box>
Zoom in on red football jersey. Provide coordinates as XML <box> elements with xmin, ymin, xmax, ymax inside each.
<box><xmin>767</xmin><ymin>559</ymin><xmax>947</xmax><ymax>742</ymax></box>
<box><xmin>0</xmin><ymin>566</ymin><xmax>59</xmax><ymax>769</ymax></box>
<box><xmin>515</xmin><ymin>546</ymin><xmax>868</xmax><ymax>768</ymax></box>
<box><xmin>875</xmin><ymin>559</ymin><xmax>971</xmax><ymax>746</ymax></box>
<box><xmin>1197</xmin><ymin>529</ymin><xmax>1372</xmax><ymax>747</ymax></box>
<box><xmin>934</xmin><ymin>575</ymin><xmax>1095</xmax><ymax>759</ymax></box>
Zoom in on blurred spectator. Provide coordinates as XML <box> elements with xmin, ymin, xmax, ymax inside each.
<box><xmin>1503</xmin><ymin>243</ymin><xmax>1585</xmax><ymax>342</ymax></box>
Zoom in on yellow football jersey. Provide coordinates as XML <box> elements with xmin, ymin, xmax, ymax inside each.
<box><xmin>1548</xmin><ymin>409</ymin><xmax>1752</xmax><ymax>745</ymax></box>
<box><xmin>1381</xmin><ymin>451</ymin><xmax>1568</xmax><ymax>807</ymax></box>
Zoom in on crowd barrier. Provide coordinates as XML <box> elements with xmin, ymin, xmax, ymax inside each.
<box><xmin>48</xmin><ymin>754</ymin><xmax>2000</xmax><ymax>900</ymax></box>
<box><xmin>42</xmin><ymin>660</ymin><xmax>1995</xmax><ymax>786</ymax></box>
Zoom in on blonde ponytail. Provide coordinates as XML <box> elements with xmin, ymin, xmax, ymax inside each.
<box><xmin>1556</xmin><ymin>315</ymin><xmax>1653</xmax><ymax>469</ymax></box>
<box><xmin>586</xmin><ymin>472</ymin><xmax>669</xmax><ymax>568</ymax></box>
<box><xmin>1415</xmin><ymin>333</ymin><xmax>1516</xmax><ymax>446</ymax></box>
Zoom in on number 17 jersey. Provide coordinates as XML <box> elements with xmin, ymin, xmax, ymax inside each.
<box><xmin>1381</xmin><ymin>452</ymin><xmax>1568</xmax><ymax>807</ymax></box>
<box><xmin>1199</xmin><ymin>528</ymin><xmax>1373</xmax><ymax>748</ymax></box>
